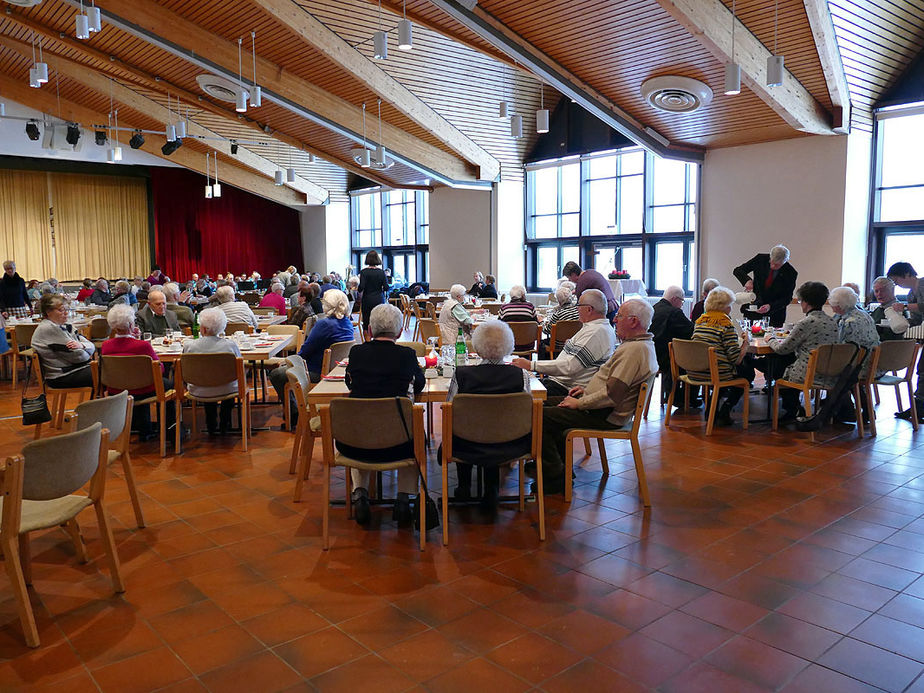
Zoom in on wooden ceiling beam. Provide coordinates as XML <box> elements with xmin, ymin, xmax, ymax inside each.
<box><xmin>423</xmin><ymin>0</ymin><xmax>704</xmax><ymax>162</ymax></box>
<box><xmin>0</xmin><ymin>35</ymin><xmax>326</xmax><ymax>203</ymax></box>
<box><xmin>0</xmin><ymin>75</ymin><xmax>307</xmax><ymax>206</ymax></box>
<box><xmin>802</xmin><ymin>0</ymin><xmax>852</xmax><ymax>132</ymax></box>
<box><xmin>253</xmin><ymin>0</ymin><xmax>499</xmax><ymax>181</ymax></box>
<box><xmin>653</xmin><ymin>0</ymin><xmax>836</xmax><ymax>135</ymax></box>
<box><xmin>62</xmin><ymin>0</ymin><xmax>478</xmax><ymax>185</ymax></box>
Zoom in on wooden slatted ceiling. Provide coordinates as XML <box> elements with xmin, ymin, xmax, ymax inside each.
<box><xmin>829</xmin><ymin>0</ymin><xmax>924</xmax><ymax>132</ymax></box>
<box><xmin>298</xmin><ymin>0</ymin><xmax>541</xmax><ymax>182</ymax></box>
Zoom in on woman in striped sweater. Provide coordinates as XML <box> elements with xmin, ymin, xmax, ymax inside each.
<box><xmin>689</xmin><ymin>286</ymin><xmax>753</xmax><ymax>426</ymax></box>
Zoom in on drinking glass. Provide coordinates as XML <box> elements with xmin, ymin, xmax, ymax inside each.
<box><xmin>143</xmin><ymin>332</ymin><xmax>152</xmax><ymax>342</ymax></box>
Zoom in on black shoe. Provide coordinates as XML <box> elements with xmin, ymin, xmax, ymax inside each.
<box><xmin>896</xmin><ymin>402</ymin><xmax>924</xmax><ymax>420</ymax></box>
<box><xmin>532</xmin><ymin>476</ymin><xmax>565</xmax><ymax>496</ymax></box>
<box><xmin>688</xmin><ymin>399</ymin><xmax>704</xmax><ymax>409</ymax></box>
<box><xmin>480</xmin><ymin>481</ymin><xmax>499</xmax><ymax>511</ymax></box>
<box><xmin>453</xmin><ymin>486</ymin><xmax>472</xmax><ymax>502</ymax></box>
<box><xmin>352</xmin><ymin>488</ymin><xmax>371</xmax><ymax>526</ymax></box>
<box><xmin>392</xmin><ymin>493</ymin><xmax>413</xmax><ymax>526</ymax></box>
<box><xmin>778</xmin><ymin>409</ymin><xmax>800</xmax><ymax>424</ymax></box>
<box><xmin>714</xmin><ymin>404</ymin><xmax>733</xmax><ymax>426</ymax></box>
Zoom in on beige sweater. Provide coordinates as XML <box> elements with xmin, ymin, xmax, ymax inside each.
<box><xmin>576</xmin><ymin>334</ymin><xmax>658</xmax><ymax>424</ymax></box>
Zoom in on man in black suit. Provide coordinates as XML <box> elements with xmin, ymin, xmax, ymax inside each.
<box><xmin>733</xmin><ymin>245</ymin><xmax>798</xmax><ymax>328</ymax></box>
<box><xmin>651</xmin><ymin>285</ymin><xmax>695</xmax><ymax>406</ymax></box>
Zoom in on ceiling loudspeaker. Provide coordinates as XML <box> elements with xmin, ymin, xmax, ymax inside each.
<box><xmin>195</xmin><ymin>74</ymin><xmax>248</xmax><ymax>104</ymax></box>
<box><xmin>350</xmin><ymin>146</ymin><xmax>394</xmax><ymax>170</ymax></box>
<box><xmin>640</xmin><ymin>76</ymin><xmax>713</xmax><ymax>113</ymax></box>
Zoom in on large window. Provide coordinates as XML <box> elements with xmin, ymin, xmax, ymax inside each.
<box><xmin>525</xmin><ymin>148</ymin><xmax>699</xmax><ymax>294</ymax></box>
<box><xmin>350</xmin><ymin>189</ymin><xmax>430</xmax><ymax>285</ymax></box>
<box><xmin>869</xmin><ymin>108</ymin><xmax>924</xmax><ymax>281</ymax></box>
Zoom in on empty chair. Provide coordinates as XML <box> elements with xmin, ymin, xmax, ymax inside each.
<box><xmin>2</xmin><ymin>422</ymin><xmax>124</xmax><ymax>647</ymax></box>
<box><xmin>417</xmin><ymin>318</ymin><xmax>441</xmax><ymax>347</ymax></box>
<box><xmin>286</xmin><ymin>359</ymin><xmax>321</xmax><ymax>502</ymax></box>
<box><xmin>6</xmin><ymin>322</ymin><xmax>37</xmax><ymax>388</ymax></box>
<box><xmin>548</xmin><ymin>319</ymin><xmax>582</xmax><ymax>359</ymax></box>
<box><xmin>321</xmin><ymin>340</ymin><xmax>356</xmax><ymax>376</ymax></box>
<box><xmin>225</xmin><ymin>321</ymin><xmax>254</xmax><ymax>335</ymax></box>
<box><xmin>87</xmin><ymin>317</ymin><xmax>111</xmax><ymax>348</ymax></box>
<box><xmin>507</xmin><ymin>321</ymin><xmax>542</xmax><ymax>358</ymax></box>
<box><xmin>863</xmin><ymin>340</ymin><xmax>920</xmax><ymax>436</ymax></box>
<box><xmin>396</xmin><ymin>340</ymin><xmax>428</xmax><ymax>357</ymax></box>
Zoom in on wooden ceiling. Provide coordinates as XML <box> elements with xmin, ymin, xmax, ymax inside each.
<box><xmin>0</xmin><ymin>0</ymin><xmax>920</xmax><ymax>206</ymax></box>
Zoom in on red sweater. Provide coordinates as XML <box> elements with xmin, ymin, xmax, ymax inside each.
<box><xmin>100</xmin><ymin>336</ymin><xmax>163</xmax><ymax>396</ymax></box>
<box><xmin>76</xmin><ymin>288</ymin><xmax>93</xmax><ymax>302</ymax></box>
<box><xmin>259</xmin><ymin>292</ymin><xmax>287</xmax><ymax>316</ymax></box>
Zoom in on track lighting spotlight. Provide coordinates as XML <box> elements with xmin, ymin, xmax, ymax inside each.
<box><xmin>161</xmin><ymin>138</ymin><xmax>182</xmax><ymax>156</ymax></box>
<box><xmin>76</xmin><ymin>13</ymin><xmax>90</xmax><ymax>40</ymax></box>
<box><xmin>87</xmin><ymin>5</ymin><xmax>102</xmax><ymax>33</ymax></box>
<box><xmin>286</xmin><ymin>167</ymin><xmax>296</xmax><ymax>183</ymax></box>
<box><xmin>230</xmin><ymin>141</ymin><xmax>239</xmax><ymax>155</ymax></box>
<box><xmin>94</xmin><ymin>130</ymin><xmax>107</xmax><ymax>146</ymax></box>
<box><xmin>274</xmin><ymin>170</ymin><xmax>284</xmax><ymax>185</ymax></box>
<box><xmin>373</xmin><ymin>31</ymin><xmax>388</xmax><ymax>60</ymax></box>
<box><xmin>25</xmin><ymin>121</ymin><xmax>40</xmax><ymax>141</ymax></box>
<box><xmin>65</xmin><ymin>123</ymin><xmax>81</xmax><ymax>146</ymax></box>
<box><xmin>129</xmin><ymin>130</ymin><xmax>144</xmax><ymax>149</ymax></box>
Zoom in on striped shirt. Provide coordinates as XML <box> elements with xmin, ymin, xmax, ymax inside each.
<box><xmin>533</xmin><ymin>318</ymin><xmax>615</xmax><ymax>389</ymax></box>
<box><xmin>691</xmin><ymin>312</ymin><xmax>741</xmax><ymax>381</ymax></box>
<box><xmin>542</xmin><ymin>303</ymin><xmax>581</xmax><ymax>351</ymax></box>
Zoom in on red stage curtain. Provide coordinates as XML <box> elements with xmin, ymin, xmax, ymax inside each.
<box><xmin>151</xmin><ymin>168</ymin><xmax>302</xmax><ymax>281</ymax></box>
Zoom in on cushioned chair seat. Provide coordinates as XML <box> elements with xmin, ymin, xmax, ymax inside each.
<box><xmin>0</xmin><ymin>496</ymin><xmax>94</xmax><ymax>533</ymax></box>
<box><xmin>874</xmin><ymin>374</ymin><xmax>903</xmax><ymax>386</ymax></box>
<box><xmin>333</xmin><ymin>454</ymin><xmax>417</xmax><ymax>471</ymax></box>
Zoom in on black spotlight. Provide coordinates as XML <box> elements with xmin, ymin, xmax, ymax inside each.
<box><xmin>161</xmin><ymin>138</ymin><xmax>182</xmax><ymax>156</ymax></box>
<box><xmin>230</xmin><ymin>141</ymin><xmax>238</xmax><ymax>155</ymax></box>
<box><xmin>25</xmin><ymin>121</ymin><xmax>40</xmax><ymax>141</ymax></box>
<box><xmin>94</xmin><ymin>130</ymin><xmax>107</xmax><ymax>146</ymax></box>
<box><xmin>129</xmin><ymin>130</ymin><xmax>145</xmax><ymax>149</ymax></box>
<box><xmin>65</xmin><ymin>123</ymin><xmax>81</xmax><ymax>146</ymax></box>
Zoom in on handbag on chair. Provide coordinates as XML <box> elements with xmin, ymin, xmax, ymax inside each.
<box><xmin>394</xmin><ymin>398</ymin><xmax>440</xmax><ymax>531</ymax></box>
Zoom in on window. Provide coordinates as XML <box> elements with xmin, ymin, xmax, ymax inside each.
<box><xmin>351</xmin><ymin>189</ymin><xmax>429</xmax><ymax>284</ymax></box>
<box><xmin>869</xmin><ymin>108</ymin><xmax>924</xmax><ymax>280</ymax></box>
<box><xmin>525</xmin><ymin>148</ymin><xmax>699</xmax><ymax>294</ymax></box>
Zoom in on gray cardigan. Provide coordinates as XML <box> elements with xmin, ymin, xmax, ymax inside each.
<box><xmin>31</xmin><ymin>319</ymin><xmax>95</xmax><ymax>382</ymax></box>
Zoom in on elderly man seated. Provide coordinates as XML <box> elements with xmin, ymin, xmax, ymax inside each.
<box><xmin>163</xmin><ymin>282</ymin><xmax>194</xmax><ymax>330</ymax></box>
<box><xmin>691</xmin><ymin>278</ymin><xmax>720</xmax><ymax>323</ymax></box>
<box><xmin>512</xmin><ymin>288</ymin><xmax>615</xmax><ymax>397</ymax></box>
<box><xmin>182</xmin><ymin>308</ymin><xmax>242</xmax><ymax>435</ymax></box>
<box><xmin>214</xmin><ymin>285</ymin><xmax>258</xmax><ymax>329</ymax></box>
<box><xmin>537</xmin><ymin>298</ymin><xmax>658</xmax><ymax>494</ymax></box>
<box><xmin>88</xmin><ymin>278</ymin><xmax>112</xmax><ymax>306</ymax></box>
<box><xmin>135</xmin><ymin>289</ymin><xmax>180</xmax><ymax>337</ymax></box>
<box><xmin>651</xmin><ymin>285</ymin><xmax>695</xmax><ymax>406</ymax></box>
<box><xmin>870</xmin><ymin>276</ymin><xmax>910</xmax><ymax>341</ymax></box>
<box><xmin>438</xmin><ymin>284</ymin><xmax>473</xmax><ymax>346</ymax></box>
<box><xmin>108</xmin><ymin>280</ymin><xmax>133</xmax><ymax>308</ymax></box>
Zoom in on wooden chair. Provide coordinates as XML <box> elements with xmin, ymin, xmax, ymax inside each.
<box><xmin>862</xmin><ymin>340</ymin><xmax>920</xmax><ymax>436</ymax></box>
<box><xmin>397</xmin><ymin>341</ymin><xmax>428</xmax><ymax>357</ymax></box>
<box><xmin>2</xmin><ymin>422</ymin><xmax>123</xmax><ymax>648</ymax></box>
<box><xmin>411</xmin><ymin>300</ymin><xmax>427</xmax><ymax>341</ymax></box>
<box><xmin>417</xmin><ymin>318</ymin><xmax>441</xmax><ymax>347</ymax></box>
<box><xmin>485</xmin><ymin>303</ymin><xmax>503</xmax><ymax>315</ymax></box>
<box><xmin>7</xmin><ymin>322</ymin><xmax>37</xmax><ymax>388</ymax></box>
<box><xmin>508</xmin><ymin>321</ymin><xmax>542</xmax><ymax>358</ymax></box>
<box><xmin>399</xmin><ymin>294</ymin><xmax>412</xmax><ymax>331</ymax></box>
<box><xmin>664</xmin><ymin>340</ymin><xmax>750</xmax><ymax>436</ymax></box>
<box><xmin>98</xmin><ymin>355</ymin><xmax>179</xmax><ymax>458</ymax></box>
<box><xmin>440</xmin><ymin>393</ymin><xmax>545</xmax><ymax>544</ymax></box>
<box><xmin>286</xmin><ymin>361</ymin><xmax>320</xmax><ymax>502</ymax></box>
<box><xmin>225</xmin><ymin>321</ymin><xmax>254</xmax><ymax>335</ymax></box>
<box><xmin>87</xmin><ymin>317</ymin><xmax>111</xmax><ymax>349</ymax></box>
<box><xmin>241</xmin><ymin>292</ymin><xmax>262</xmax><ymax>306</ymax></box>
<box><xmin>176</xmin><ymin>353</ymin><xmax>250</xmax><ymax>452</ymax></box>
<box><xmin>563</xmin><ymin>375</ymin><xmax>656</xmax><ymax>505</ymax></box>
<box><xmin>282</xmin><ymin>354</ymin><xmax>306</xmax><ymax>432</ymax></box>
<box><xmin>321</xmin><ymin>340</ymin><xmax>356</xmax><ymax>376</ymax></box>
<box><xmin>252</xmin><ymin>306</ymin><xmax>278</xmax><ymax>317</ymax></box>
<box><xmin>772</xmin><ymin>343</ymin><xmax>866</xmax><ymax>441</ymax></box>
<box><xmin>548</xmin><ymin>320</ymin><xmax>582</xmax><ymax>359</ymax></box>
<box><xmin>31</xmin><ymin>352</ymin><xmax>96</xmax><ymax>439</ymax></box>
<box><xmin>65</xmin><ymin>391</ymin><xmax>145</xmax><ymax>528</ymax></box>
<box><xmin>319</xmin><ymin>398</ymin><xmax>427</xmax><ymax>550</ymax></box>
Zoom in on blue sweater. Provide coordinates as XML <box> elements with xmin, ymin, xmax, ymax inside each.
<box><xmin>299</xmin><ymin>315</ymin><xmax>354</xmax><ymax>375</ymax></box>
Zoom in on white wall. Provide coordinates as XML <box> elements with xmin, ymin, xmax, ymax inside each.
<box><xmin>299</xmin><ymin>206</ymin><xmax>328</xmax><ymax>273</ymax></box>
<box><xmin>325</xmin><ymin>201</ymin><xmax>351</xmax><ymax>275</ymax></box>
<box><xmin>494</xmin><ymin>179</ymin><xmax>525</xmax><ymax>290</ymax></box>
<box><xmin>701</xmin><ymin>135</ymin><xmax>851</xmax><ymax>293</ymax></box>
<box><xmin>299</xmin><ymin>201</ymin><xmax>350</xmax><ymax>275</ymax></box>
<box><xmin>428</xmin><ymin>187</ymin><xmax>492</xmax><ymax>289</ymax></box>
<box><xmin>842</xmin><ymin>131</ymin><xmax>873</xmax><ymax>297</ymax></box>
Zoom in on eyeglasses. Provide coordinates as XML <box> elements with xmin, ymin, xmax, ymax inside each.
<box><xmin>576</xmin><ymin>303</ymin><xmax>592</xmax><ymax>309</ymax></box>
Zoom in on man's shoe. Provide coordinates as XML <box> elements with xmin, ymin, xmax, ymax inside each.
<box><xmin>714</xmin><ymin>404</ymin><xmax>733</xmax><ymax>426</ymax></box>
<box><xmin>352</xmin><ymin>488</ymin><xmax>371</xmax><ymax>526</ymax></box>
<box><xmin>532</xmin><ymin>476</ymin><xmax>565</xmax><ymax>496</ymax></box>
<box><xmin>778</xmin><ymin>409</ymin><xmax>800</xmax><ymax>424</ymax></box>
<box><xmin>896</xmin><ymin>402</ymin><xmax>924</xmax><ymax>420</ymax></box>
<box><xmin>688</xmin><ymin>399</ymin><xmax>704</xmax><ymax>409</ymax></box>
<box><xmin>393</xmin><ymin>493</ymin><xmax>413</xmax><ymax>526</ymax></box>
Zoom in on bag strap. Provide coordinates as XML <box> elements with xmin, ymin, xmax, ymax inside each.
<box><xmin>394</xmin><ymin>397</ymin><xmax>431</xmax><ymax>498</ymax></box>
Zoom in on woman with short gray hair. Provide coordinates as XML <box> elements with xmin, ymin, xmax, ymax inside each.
<box><xmin>183</xmin><ymin>308</ymin><xmax>242</xmax><ymax>435</ymax></box>
<box><xmin>439</xmin><ymin>284</ymin><xmax>474</xmax><ymax>346</ymax></box>
<box><xmin>691</xmin><ymin>277</ymin><xmax>721</xmax><ymax>322</ymax></box>
<box><xmin>499</xmin><ymin>284</ymin><xmax>538</xmax><ymax>351</ymax></box>
<box><xmin>542</xmin><ymin>284</ymin><xmax>580</xmax><ymax>353</ymax></box>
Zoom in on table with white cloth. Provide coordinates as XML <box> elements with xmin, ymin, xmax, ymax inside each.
<box><xmin>607</xmin><ymin>278</ymin><xmax>647</xmax><ymax>304</ymax></box>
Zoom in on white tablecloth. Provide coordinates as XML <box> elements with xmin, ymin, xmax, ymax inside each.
<box><xmin>608</xmin><ymin>278</ymin><xmax>647</xmax><ymax>303</ymax></box>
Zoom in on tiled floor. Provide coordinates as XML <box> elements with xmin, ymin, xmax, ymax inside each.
<box><xmin>3</xmin><ymin>350</ymin><xmax>924</xmax><ymax>691</ymax></box>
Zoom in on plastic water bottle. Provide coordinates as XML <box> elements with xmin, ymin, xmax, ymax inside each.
<box><xmin>455</xmin><ymin>328</ymin><xmax>466</xmax><ymax>367</ymax></box>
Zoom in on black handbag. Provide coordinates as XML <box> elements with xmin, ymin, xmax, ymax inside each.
<box><xmin>21</xmin><ymin>365</ymin><xmax>52</xmax><ymax>426</ymax></box>
<box><xmin>395</xmin><ymin>398</ymin><xmax>440</xmax><ymax>531</ymax></box>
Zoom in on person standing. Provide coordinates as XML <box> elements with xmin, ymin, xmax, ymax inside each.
<box><xmin>0</xmin><ymin>260</ymin><xmax>31</xmax><ymax>318</ymax></box>
<box><xmin>733</xmin><ymin>244</ymin><xmax>797</xmax><ymax>328</ymax></box>
<box><xmin>358</xmin><ymin>250</ymin><xmax>389</xmax><ymax>337</ymax></box>
<box><xmin>562</xmin><ymin>261</ymin><xmax>618</xmax><ymax>322</ymax></box>
<box><xmin>886</xmin><ymin>262</ymin><xmax>924</xmax><ymax>418</ymax></box>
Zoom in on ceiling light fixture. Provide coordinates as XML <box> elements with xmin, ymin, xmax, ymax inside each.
<box><xmin>767</xmin><ymin>0</ymin><xmax>784</xmax><ymax>86</ymax></box>
<box><xmin>236</xmin><ymin>38</ymin><xmax>248</xmax><ymax>112</ymax></box>
<box><xmin>161</xmin><ymin>138</ymin><xmax>181</xmax><ymax>156</ymax></box>
<box><xmin>499</xmin><ymin>64</ymin><xmax>509</xmax><ymax>118</ymax></box>
<box><xmin>230</xmin><ymin>141</ymin><xmax>238</xmax><ymax>155</ymax></box>
<box><xmin>510</xmin><ymin>113</ymin><xmax>523</xmax><ymax>138</ymax></box>
<box><xmin>25</xmin><ymin>120</ymin><xmax>40</xmax><ymax>140</ymax></box>
<box><xmin>397</xmin><ymin>0</ymin><xmax>412</xmax><ymax>50</ymax></box>
<box><xmin>374</xmin><ymin>98</ymin><xmax>387</xmax><ymax>166</ymax></box>
<box><xmin>65</xmin><ymin>122</ymin><xmax>80</xmax><ymax>146</ymax></box>
<box><xmin>176</xmin><ymin>106</ymin><xmax>187</xmax><ymax>139</ymax></box>
<box><xmin>205</xmin><ymin>152</ymin><xmax>213</xmax><ymax>198</ymax></box>
<box><xmin>351</xmin><ymin>102</ymin><xmax>373</xmax><ymax>167</ymax></box>
<box><xmin>107</xmin><ymin>109</ymin><xmax>121</xmax><ymax>162</ymax></box>
<box><xmin>373</xmin><ymin>0</ymin><xmax>387</xmax><ymax>59</ymax></box>
<box><xmin>536</xmin><ymin>81</ymin><xmax>549</xmax><ymax>134</ymax></box>
<box><xmin>33</xmin><ymin>35</ymin><xmax>48</xmax><ymax>84</ymax></box>
<box><xmin>212</xmin><ymin>154</ymin><xmax>221</xmax><ymax>197</ymax></box>
<box><xmin>274</xmin><ymin>169</ymin><xmax>284</xmax><ymax>185</ymax></box>
<box><xmin>75</xmin><ymin>0</ymin><xmax>90</xmax><ymax>40</ymax></box>
<box><xmin>129</xmin><ymin>130</ymin><xmax>144</xmax><ymax>149</ymax></box>
<box><xmin>250</xmin><ymin>31</ymin><xmax>262</xmax><ymax>107</ymax></box>
<box><xmin>87</xmin><ymin>1</ymin><xmax>102</xmax><ymax>33</ymax></box>
<box><xmin>458</xmin><ymin>0</ymin><xmax>477</xmax><ymax>9</ymax></box>
<box><xmin>724</xmin><ymin>0</ymin><xmax>741</xmax><ymax>95</ymax></box>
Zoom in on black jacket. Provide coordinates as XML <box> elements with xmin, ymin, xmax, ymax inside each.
<box><xmin>733</xmin><ymin>253</ymin><xmax>798</xmax><ymax>327</ymax></box>
<box><xmin>650</xmin><ymin>298</ymin><xmax>693</xmax><ymax>373</ymax></box>
<box><xmin>0</xmin><ymin>272</ymin><xmax>29</xmax><ymax>309</ymax></box>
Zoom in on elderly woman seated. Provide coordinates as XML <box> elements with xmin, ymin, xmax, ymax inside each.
<box><xmin>765</xmin><ymin>281</ymin><xmax>839</xmax><ymax>422</ymax></box>
<box><xmin>342</xmin><ymin>303</ymin><xmax>426</xmax><ymax>526</ymax></box>
<box><xmin>101</xmin><ymin>304</ymin><xmax>176</xmax><ymax>441</ymax></box>
<box><xmin>182</xmin><ymin>307</ymin><xmax>242</xmax><ymax>435</ymax></box>
<box><xmin>31</xmin><ymin>294</ymin><xmax>95</xmax><ymax>388</ymax></box>
<box><xmin>690</xmin><ymin>287</ymin><xmax>753</xmax><ymax>426</ymax></box>
<box><xmin>444</xmin><ymin>320</ymin><xmax>531</xmax><ymax>507</ymax></box>
<box><xmin>541</xmin><ymin>283</ymin><xmax>580</xmax><ymax>355</ymax></box>
<box><xmin>499</xmin><ymin>285</ymin><xmax>538</xmax><ymax>352</ymax></box>
<box><xmin>438</xmin><ymin>284</ymin><xmax>474</xmax><ymax>346</ymax></box>
<box><xmin>831</xmin><ymin>285</ymin><xmax>880</xmax><ymax>422</ymax></box>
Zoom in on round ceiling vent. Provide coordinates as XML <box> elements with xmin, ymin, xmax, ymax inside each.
<box><xmin>196</xmin><ymin>74</ymin><xmax>248</xmax><ymax>103</ymax></box>
<box><xmin>640</xmin><ymin>76</ymin><xmax>713</xmax><ymax>113</ymax></box>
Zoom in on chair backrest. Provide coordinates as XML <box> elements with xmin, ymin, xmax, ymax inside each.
<box><xmin>30</xmin><ymin>352</ymin><xmax>45</xmax><ymax>390</ymax></box>
<box><xmin>875</xmin><ymin>339</ymin><xmax>919</xmax><ymax>373</ymax></box>
<box><xmin>549</xmin><ymin>320</ymin><xmax>582</xmax><ymax>352</ymax></box>
<box><xmin>180</xmin><ymin>352</ymin><xmax>239</xmax><ymax>388</ymax></box>
<box><xmin>670</xmin><ymin>339</ymin><xmax>712</xmax><ymax>374</ymax></box>
<box><xmin>548</xmin><ymin>293</ymin><xmax>556</xmax><ymax>304</ymax></box>
<box><xmin>225</xmin><ymin>321</ymin><xmax>254</xmax><ymax>335</ymax></box>
<box><xmin>811</xmin><ymin>343</ymin><xmax>863</xmax><ymax>380</ymax></box>
<box><xmin>253</xmin><ymin>307</ymin><xmax>277</xmax><ymax>316</ymax></box>
<box><xmin>329</xmin><ymin>397</ymin><xmax>415</xmax><ymax>448</ymax></box>
<box><xmin>418</xmin><ymin>318</ymin><xmax>440</xmax><ymax>344</ymax></box>
<box><xmin>508</xmin><ymin>321</ymin><xmax>540</xmax><ymax>347</ymax></box>
<box><xmin>321</xmin><ymin>340</ymin><xmax>356</xmax><ymax>375</ymax></box>
<box><xmin>21</xmin><ymin>422</ymin><xmax>103</xmax><ymax>500</ymax></box>
<box><xmin>450</xmin><ymin>392</ymin><xmax>534</xmax><ymax>443</ymax></box>
<box><xmin>100</xmin><ymin>354</ymin><xmax>157</xmax><ymax>392</ymax></box>
<box><xmin>73</xmin><ymin>391</ymin><xmax>129</xmax><ymax>441</ymax></box>
<box><xmin>241</xmin><ymin>292</ymin><xmax>262</xmax><ymax>305</ymax></box>
<box><xmin>286</xmin><ymin>353</ymin><xmax>307</xmax><ymax>374</ymax></box>
<box><xmin>89</xmin><ymin>318</ymin><xmax>110</xmax><ymax>340</ymax></box>
<box><xmin>626</xmin><ymin>374</ymin><xmax>656</xmax><ymax>435</ymax></box>
<box><xmin>485</xmin><ymin>303</ymin><xmax>503</xmax><ymax>315</ymax></box>
<box><xmin>266</xmin><ymin>324</ymin><xmax>301</xmax><ymax>351</ymax></box>
<box><xmin>397</xmin><ymin>340</ymin><xmax>428</xmax><ymax>357</ymax></box>
<box><xmin>12</xmin><ymin>323</ymin><xmax>38</xmax><ymax>352</ymax></box>
<box><xmin>285</xmin><ymin>364</ymin><xmax>312</xmax><ymax>414</ymax></box>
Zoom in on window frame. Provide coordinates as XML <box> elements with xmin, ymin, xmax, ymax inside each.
<box><xmin>350</xmin><ymin>188</ymin><xmax>430</xmax><ymax>285</ymax></box>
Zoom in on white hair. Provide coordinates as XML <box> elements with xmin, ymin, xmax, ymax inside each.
<box><xmin>321</xmin><ymin>288</ymin><xmax>350</xmax><ymax>319</ymax></box>
<box><xmin>873</xmin><ymin>276</ymin><xmax>894</xmax><ymax>291</ymax></box>
<box><xmin>369</xmin><ymin>303</ymin><xmax>403</xmax><ymax>338</ymax></box>
<box><xmin>216</xmin><ymin>285</ymin><xmax>235</xmax><ymax>303</ymax></box>
<box><xmin>163</xmin><ymin>282</ymin><xmax>180</xmax><ymax>301</ymax></box>
<box><xmin>271</xmin><ymin>282</ymin><xmax>284</xmax><ymax>294</ymax></box>
<box><xmin>557</xmin><ymin>279</ymin><xmax>576</xmax><ymax>292</ymax></box>
<box><xmin>580</xmin><ymin>288</ymin><xmax>607</xmax><ymax>315</ymax></box>
<box><xmin>147</xmin><ymin>289</ymin><xmax>166</xmax><ymax>302</ymax></box>
<box><xmin>830</xmin><ymin>286</ymin><xmax>859</xmax><ymax>311</ymax></box>
<box><xmin>472</xmin><ymin>320</ymin><xmax>514</xmax><ymax>361</ymax></box>
<box><xmin>770</xmin><ymin>245</ymin><xmax>790</xmax><ymax>264</ymax></box>
<box><xmin>115</xmin><ymin>280</ymin><xmax>131</xmax><ymax>294</ymax></box>
<box><xmin>347</xmin><ymin>276</ymin><xmax>359</xmax><ymax>288</ymax></box>
<box><xmin>621</xmin><ymin>298</ymin><xmax>654</xmax><ymax>329</ymax></box>
<box><xmin>107</xmin><ymin>304</ymin><xmax>135</xmax><ymax>333</ymax></box>
<box><xmin>554</xmin><ymin>284</ymin><xmax>573</xmax><ymax>306</ymax></box>
<box><xmin>663</xmin><ymin>285</ymin><xmax>685</xmax><ymax>301</ymax></box>
<box><xmin>449</xmin><ymin>284</ymin><xmax>466</xmax><ymax>300</ymax></box>
<box><xmin>509</xmin><ymin>285</ymin><xmax>527</xmax><ymax>301</ymax></box>
<box><xmin>198</xmin><ymin>307</ymin><xmax>227</xmax><ymax>336</ymax></box>
<box><xmin>704</xmin><ymin>286</ymin><xmax>735</xmax><ymax>313</ymax></box>
<box><xmin>701</xmin><ymin>277</ymin><xmax>720</xmax><ymax>295</ymax></box>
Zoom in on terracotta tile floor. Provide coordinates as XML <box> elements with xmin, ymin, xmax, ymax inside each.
<box><xmin>3</xmin><ymin>353</ymin><xmax>924</xmax><ymax>692</ymax></box>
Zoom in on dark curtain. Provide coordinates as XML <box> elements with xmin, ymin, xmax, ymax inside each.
<box><xmin>151</xmin><ymin>168</ymin><xmax>302</xmax><ymax>281</ymax></box>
